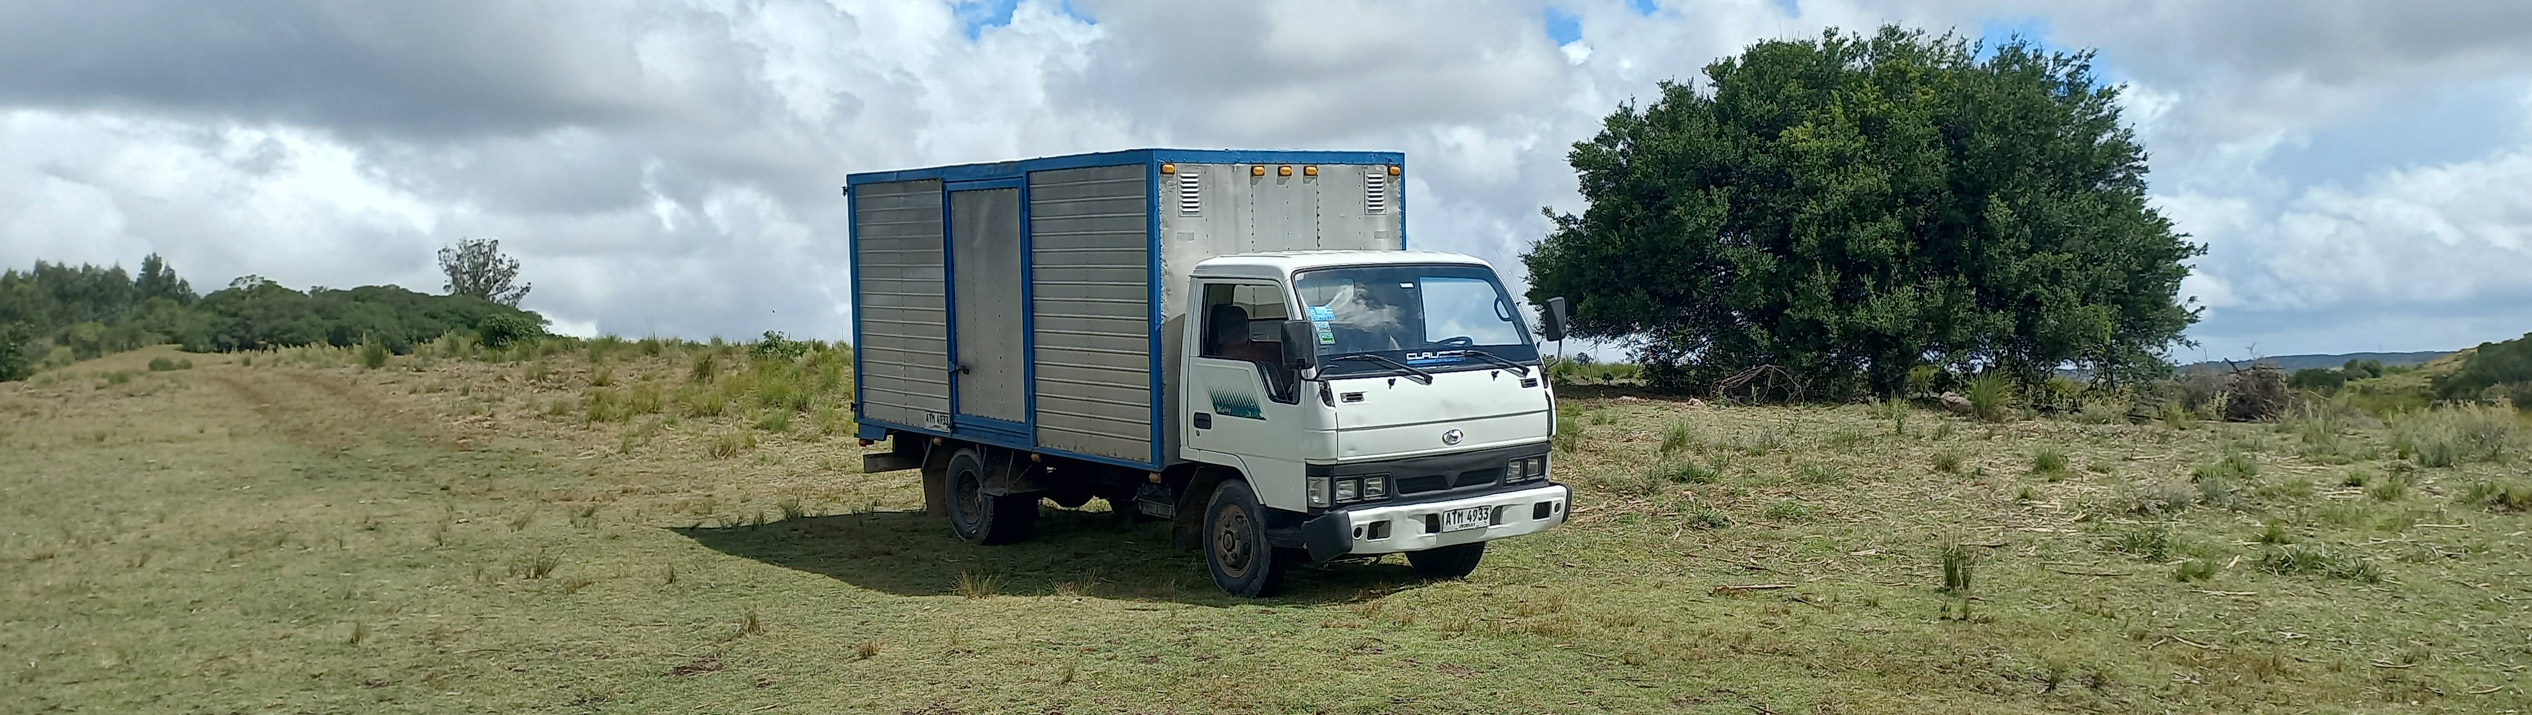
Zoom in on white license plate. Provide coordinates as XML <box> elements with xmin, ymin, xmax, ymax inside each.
<box><xmin>1439</xmin><ymin>506</ymin><xmax>1492</xmax><ymax>533</ymax></box>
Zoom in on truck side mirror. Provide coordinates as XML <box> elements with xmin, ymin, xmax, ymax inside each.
<box><xmin>1540</xmin><ymin>296</ymin><xmax>1570</xmax><ymax>342</ymax></box>
<box><xmin>1280</xmin><ymin>320</ymin><xmax>1318</xmax><ymax>372</ymax></box>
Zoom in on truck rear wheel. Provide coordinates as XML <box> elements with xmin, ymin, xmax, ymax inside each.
<box><xmin>1202</xmin><ymin>480</ymin><xmax>1288</xmax><ymax>597</ymax></box>
<box><xmin>1406</xmin><ymin>542</ymin><xmax>1486</xmax><ymax>580</ymax></box>
<box><xmin>945</xmin><ymin>448</ymin><xmax>1037</xmax><ymax>545</ymax></box>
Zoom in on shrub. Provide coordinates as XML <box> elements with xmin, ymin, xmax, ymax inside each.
<box><xmin>2365</xmin><ymin>475</ymin><xmax>2409</xmax><ymax>502</ymax></box>
<box><xmin>2258</xmin><ymin>545</ymin><xmax>2382</xmax><ymax>583</ymax></box>
<box><xmin>2192</xmin><ymin>453</ymin><xmax>2258</xmax><ymax>483</ymax></box>
<box><xmin>476</xmin><ymin>313</ymin><xmax>543</xmax><ymax>349</ymax></box>
<box><xmin>2031</xmin><ymin>446</ymin><xmax>2069</xmax><ymax>476</ymax></box>
<box><xmin>690</xmin><ymin>352</ymin><xmax>719</xmax><ymax>384</ymax></box>
<box><xmin>1938</xmin><ymin>541</ymin><xmax>1974</xmax><ymax>593</ymax></box>
<box><xmin>754</xmin><ymin>411</ymin><xmax>793</xmax><ymax>433</ymax></box>
<box><xmin>587</xmin><ymin>335</ymin><xmax>624</xmax><ymax>363</ymax></box>
<box><xmin>2120</xmin><ymin>481</ymin><xmax>2196</xmax><ymax>516</ymax></box>
<box><xmin>1761</xmin><ymin>500</ymin><xmax>1810</xmax><ymax>521</ymax></box>
<box><xmin>2173</xmin><ymin>559</ymin><xmax>2219</xmax><ymax>582</ymax></box>
<box><xmin>706</xmin><ymin>431</ymin><xmax>756</xmax><ymax>458</ymax></box>
<box><xmin>2109</xmin><ymin>525</ymin><xmax>2171</xmax><ymax>561</ymax></box>
<box><xmin>0</xmin><ymin>322</ymin><xmax>35</xmax><ymax>382</ymax></box>
<box><xmin>1647</xmin><ymin>456</ymin><xmax>1722</xmax><ymax>484</ymax></box>
<box><xmin>2395</xmin><ymin>406</ymin><xmax>2522</xmax><ymax>467</ymax></box>
<box><xmin>1871</xmin><ymin>397</ymin><xmax>1910</xmax><ymax>434</ymax></box>
<box><xmin>2458</xmin><ymin>480</ymin><xmax>2531</xmax><ymax>512</ymax></box>
<box><xmin>146</xmin><ymin>356</ymin><xmax>194</xmax><ymax>372</ymax></box>
<box><xmin>1931</xmin><ymin>448</ymin><xmax>1965</xmax><ymax>474</ymax></box>
<box><xmin>748</xmin><ymin>331</ymin><xmax>811</xmax><ymax>363</ymax></box>
<box><xmin>358</xmin><ymin>341</ymin><xmax>390</xmax><ymax>369</ymax></box>
<box><xmin>1681</xmin><ymin>506</ymin><xmax>1732</xmax><ymax>530</ymax></box>
<box><xmin>1658</xmin><ymin>421</ymin><xmax>1697</xmax><ymax>454</ymax></box>
<box><xmin>1963</xmin><ymin>373</ymin><xmax>2013</xmax><ymax>422</ymax></box>
<box><xmin>1793</xmin><ymin>463</ymin><xmax>1851</xmax><ymax>485</ymax></box>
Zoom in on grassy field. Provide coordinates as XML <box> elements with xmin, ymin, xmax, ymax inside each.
<box><xmin>4</xmin><ymin>343</ymin><xmax>2529</xmax><ymax>713</ymax></box>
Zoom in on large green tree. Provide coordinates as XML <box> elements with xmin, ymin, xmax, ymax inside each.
<box><xmin>1525</xmin><ymin>26</ymin><xmax>2201</xmax><ymax>397</ymax></box>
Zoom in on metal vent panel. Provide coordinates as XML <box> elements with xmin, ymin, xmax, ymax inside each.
<box><xmin>1365</xmin><ymin>173</ymin><xmax>1388</xmax><ymax>214</ymax></box>
<box><xmin>1177</xmin><ymin>171</ymin><xmax>1202</xmax><ymax>214</ymax></box>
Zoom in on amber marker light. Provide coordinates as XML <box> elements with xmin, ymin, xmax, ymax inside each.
<box><xmin>1160</xmin><ymin>162</ymin><xmax>1176</xmax><ymax>174</ymax></box>
<box><xmin>1303</xmin><ymin>165</ymin><xmax>1319</xmax><ymax>176</ymax></box>
<box><xmin>1251</xmin><ymin>165</ymin><xmax>1266</xmax><ymax>176</ymax></box>
<box><xmin>1387</xmin><ymin>165</ymin><xmax>1401</xmax><ymax>176</ymax></box>
<box><xmin>1278</xmin><ymin>165</ymin><xmax>1293</xmax><ymax>176</ymax></box>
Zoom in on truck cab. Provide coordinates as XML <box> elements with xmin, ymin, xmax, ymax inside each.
<box><xmin>1176</xmin><ymin>251</ymin><xmax>1568</xmax><ymax>594</ymax></box>
<box><xmin>844</xmin><ymin>150</ymin><xmax>1572</xmax><ymax>596</ymax></box>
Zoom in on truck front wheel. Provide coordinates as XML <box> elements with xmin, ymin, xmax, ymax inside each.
<box><xmin>945</xmin><ymin>448</ymin><xmax>1037</xmax><ymax>545</ymax></box>
<box><xmin>1406</xmin><ymin>542</ymin><xmax>1486</xmax><ymax>580</ymax></box>
<box><xmin>1202</xmin><ymin>480</ymin><xmax>1289</xmax><ymax>597</ymax></box>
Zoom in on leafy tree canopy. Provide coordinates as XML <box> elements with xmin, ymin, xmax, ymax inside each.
<box><xmin>439</xmin><ymin>238</ymin><xmax>531</xmax><ymax>307</ymax></box>
<box><xmin>1524</xmin><ymin>26</ymin><xmax>2202</xmax><ymax>397</ymax></box>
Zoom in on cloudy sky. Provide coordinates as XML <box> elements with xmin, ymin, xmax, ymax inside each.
<box><xmin>4</xmin><ymin>0</ymin><xmax>2530</xmax><ymax>360</ymax></box>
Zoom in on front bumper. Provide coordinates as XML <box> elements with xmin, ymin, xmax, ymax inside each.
<box><xmin>1299</xmin><ymin>483</ymin><xmax>1570</xmax><ymax>561</ymax></box>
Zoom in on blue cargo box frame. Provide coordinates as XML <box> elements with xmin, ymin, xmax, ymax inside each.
<box><xmin>843</xmin><ymin>148</ymin><xmax>1408</xmax><ymax>471</ymax></box>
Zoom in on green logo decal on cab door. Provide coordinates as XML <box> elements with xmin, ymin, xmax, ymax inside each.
<box><xmin>1209</xmin><ymin>389</ymin><xmax>1264</xmax><ymax>420</ymax></box>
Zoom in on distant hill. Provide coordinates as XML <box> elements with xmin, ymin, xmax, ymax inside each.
<box><xmin>2183</xmin><ymin>351</ymin><xmax>2450</xmax><ymax>373</ymax></box>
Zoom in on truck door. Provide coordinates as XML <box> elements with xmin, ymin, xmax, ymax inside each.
<box><xmin>947</xmin><ymin>182</ymin><xmax>1028</xmax><ymax>435</ymax></box>
<box><xmin>1184</xmin><ymin>281</ymin><xmax>1310</xmax><ymax>498</ymax></box>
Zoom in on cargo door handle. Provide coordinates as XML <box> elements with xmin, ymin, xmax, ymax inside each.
<box><xmin>952</xmin><ymin>364</ymin><xmax>972</xmax><ymax>375</ymax></box>
<box><xmin>1193</xmin><ymin>413</ymin><xmax>1212</xmax><ymax>429</ymax></box>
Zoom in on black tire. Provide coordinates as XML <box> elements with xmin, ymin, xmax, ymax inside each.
<box><xmin>944</xmin><ymin>448</ymin><xmax>1038</xmax><ymax>545</ymax></box>
<box><xmin>1202</xmin><ymin>480</ymin><xmax>1287</xmax><ymax>597</ymax></box>
<box><xmin>1406</xmin><ymin>542</ymin><xmax>1486</xmax><ymax>580</ymax></box>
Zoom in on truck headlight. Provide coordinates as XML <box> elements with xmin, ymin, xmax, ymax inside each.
<box><xmin>1362</xmin><ymin>474</ymin><xmax>1387</xmax><ymax>499</ymax></box>
<box><xmin>1308</xmin><ymin>476</ymin><xmax>1330</xmax><ymax>507</ymax></box>
<box><xmin>1505</xmin><ymin>456</ymin><xmax>1548</xmax><ymax>483</ymax></box>
<box><xmin>1334</xmin><ymin>478</ymin><xmax>1359</xmax><ymax>503</ymax></box>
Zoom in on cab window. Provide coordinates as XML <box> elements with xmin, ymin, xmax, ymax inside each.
<box><xmin>1198</xmin><ymin>282</ymin><xmax>1298</xmax><ymax>402</ymax></box>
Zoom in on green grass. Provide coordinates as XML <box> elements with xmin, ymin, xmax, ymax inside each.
<box><xmin>4</xmin><ymin>349</ymin><xmax>2529</xmax><ymax>712</ymax></box>
<box><xmin>2030</xmin><ymin>445</ymin><xmax>2069</xmax><ymax>477</ymax></box>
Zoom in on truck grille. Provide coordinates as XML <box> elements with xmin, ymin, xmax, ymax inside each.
<box><xmin>1396</xmin><ymin>475</ymin><xmax>1449</xmax><ymax>494</ymax></box>
<box><xmin>1394</xmin><ymin>467</ymin><xmax>1507</xmax><ymax>495</ymax></box>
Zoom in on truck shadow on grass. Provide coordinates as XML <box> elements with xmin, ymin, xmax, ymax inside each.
<box><xmin>673</xmin><ymin>507</ymin><xmax>1431</xmax><ymax>606</ymax></box>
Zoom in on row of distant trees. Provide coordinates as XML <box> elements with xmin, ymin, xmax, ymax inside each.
<box><xmin>0</xmin><ymin>239</ymin><xmax>538</xmax><ymax>380</ymax></box>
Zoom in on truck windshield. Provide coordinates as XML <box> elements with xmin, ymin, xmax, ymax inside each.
<box><xmin>1292</xmin><ymin>264</ymin><xmax>1538</xmax><ymax>377</ymax></box>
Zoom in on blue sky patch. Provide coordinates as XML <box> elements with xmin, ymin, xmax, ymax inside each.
<box><xmin>1543</xmin><ymin>7</ymin><xmax>1581</xmax><ymax>45</ymax></box>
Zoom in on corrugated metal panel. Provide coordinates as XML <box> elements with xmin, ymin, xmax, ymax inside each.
<box><xmin>1028</xmin><ymin>164</ymin><xmax>1152</xmax><ymax>462</ymax></box>
<box><xmin>853</xmin><ymin>179</ymin><xmax>951</xmax><ymax>430</ymax></box>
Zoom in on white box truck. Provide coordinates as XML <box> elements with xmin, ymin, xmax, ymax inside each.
<box><xmin>846</xmin><ymin>149</ymin><xmax>1573</xmax><ymax>596</ymax></box>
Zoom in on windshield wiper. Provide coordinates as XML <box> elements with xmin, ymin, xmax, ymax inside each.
<box><xmin>1454</xmin><ymin>349</ymin><xmax>1532</xmax><ymax>376</ymax></box>
<box><xmin>1329</xmin><ymin>354</ymin><xmax>1434</xmax><ymax>385</ymax></box>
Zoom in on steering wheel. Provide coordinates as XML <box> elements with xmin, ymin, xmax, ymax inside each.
<box><xmin>1434</xmin><ymin>336</ymin><xmax>1474</xmax><ymax>347</ymax></box>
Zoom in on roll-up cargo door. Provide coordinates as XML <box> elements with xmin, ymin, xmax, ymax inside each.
<box><xmin>948</xmin><ymin>183</ymin><xmax>1028</xmax><ymax>428</ymax></box>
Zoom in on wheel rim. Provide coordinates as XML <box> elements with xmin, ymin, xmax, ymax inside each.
<box><xmin>952</xmin><ymin>466</ymin><xmax>985</xmax><ymax>532</ymax></box>
<box><xmin>1213</xmin><ymin>504</ymin><xmax>1254</xmax><ymax>578</ymax></box>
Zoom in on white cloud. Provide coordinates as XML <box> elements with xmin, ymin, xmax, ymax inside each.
<box><xmin>3</xmin><ymin>0</ymin><xmax>2531</xmax><ymax>358</ymax></box>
